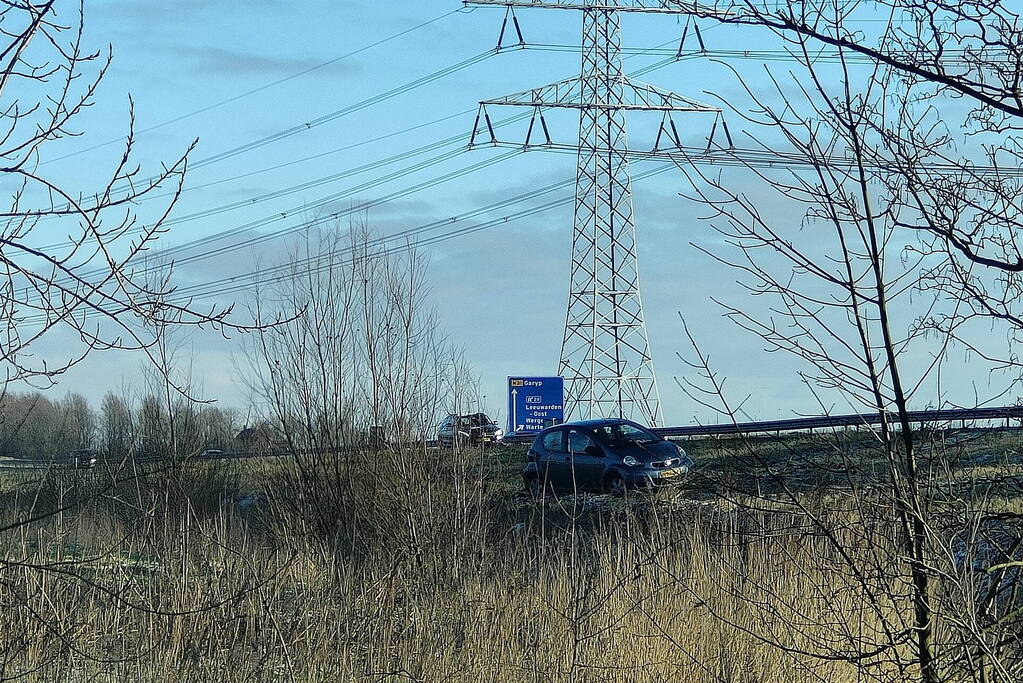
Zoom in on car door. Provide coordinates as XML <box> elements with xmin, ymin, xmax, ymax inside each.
<box><xmin>531</xmin><ymin>430</ymin><xmax>557</xmax><ymax>488</ymax></box>
<box><xmin>540</xmin><ymin>429</ymin><xmax>570</xmax><ymax>491</ymax></box>
<box><xmin>567</xmin><ymin>429</ymin><xmax>603</xmax><ymax>492</ymax></box>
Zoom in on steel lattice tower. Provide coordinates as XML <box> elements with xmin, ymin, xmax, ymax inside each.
<box><xmin>467</xmin><ymin>1</ymin><xmax>723</xmax><ymax>425</ymax></box>
<box><xmin>569</xmin><ymin>9</ymin><xmax>655</xmax><ymax>423</ymax></box>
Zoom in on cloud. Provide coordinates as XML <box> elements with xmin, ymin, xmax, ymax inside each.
<box><xmin>175</xmin><ymin>45</ymin><xmax>362</xmax><ymax>79</ymax></box>
<box><xmin>90</xmin><ymin>0</ymin><xmax>291</xmax><ymax>23</ymax></box>
<box><xmin>88</xmin><ymin>1</ymin><xmax>363</xmax><ymax>80</ymax></box>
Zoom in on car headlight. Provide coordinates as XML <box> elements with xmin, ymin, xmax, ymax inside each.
<box><xmin>494</xmin><ymin>429</ymin><xmax>504</xmax><ymax>439</ymax></box>
<box><xmin>622</xmin><ymin>455</ymin><xmax>640</xmax><ymax>467</ymax></box>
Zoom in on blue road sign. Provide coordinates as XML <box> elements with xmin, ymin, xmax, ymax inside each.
<box><xmin>508</xmin><ymin>376</ymin><xmax>564</xmax><ymax>434</ymax></box>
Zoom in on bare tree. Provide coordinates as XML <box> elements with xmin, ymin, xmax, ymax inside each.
<box><xmin>196</xmin><ymin>405</ymin><xmax>236</xmax><ymax>451</ymax></box>
<box><xmin>668</xmin><ymin>7</ymin><xmax>1023</xmax><ymax>679</ymax></box>
<box><xmin>702</xmin><ymin>0</ymin><xmax>1023</xmax><ymax>124</ymax></box>
<box><xmin>137</xmin><ymin>393</ymin><xmax>169</xmax><ymax>461</ymax></box>
<box><xmin>692</xmin><ymin>1</ymin><xmax>1023</xmax><ymax>379</ymax></box>
<box><xmin>59</xmin><ymin>392</ymin><xmax>94</xmax><ymax>451</ymax></box>
<box><xmin>0</xmin><ymin>390</ymin><xmax>54</xmax><ymax>459</ymax></box>
<box><xmin>0</xmin><ymin>1</ymin><xmax>259</xmax><ymax>396</ymax></box>
<box><xmin>243</xmin><ymin>218</ymin><xmax>475</xmax><ymax>554</ymax></box>
<box><xmin>247</xmin><ymin>218</ymin><xmax>451</xmax><ymax>456</ymax></box>
<box><xmin>99</xmin><ymin>390</ymin><xmax>134</xmax><ymax>461</ymax></box>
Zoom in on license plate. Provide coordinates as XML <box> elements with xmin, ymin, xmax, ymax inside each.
<box><xmin>659</xmin><ymin>469</ymin><xmax>680</xmax><ymax>479</ymax></box>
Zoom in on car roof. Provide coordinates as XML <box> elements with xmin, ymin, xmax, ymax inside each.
<box><xmin>568</xmin><ymin>418</ymin><xmax>639</xmax><ymax>427</ymax></box>
<box><xmin>539</xmin><ymin>418</ymin><xmax>644</xmax><ymax>433</ymax></box>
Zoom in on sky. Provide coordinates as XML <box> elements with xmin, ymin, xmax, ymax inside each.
<box><xmin>15</xmin><ymin>1</ymin><xmax>1017</xmax><ymax>427</ymax></box>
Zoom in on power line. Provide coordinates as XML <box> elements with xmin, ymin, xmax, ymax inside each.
<box><xmin>189</xmin><ymin>50</ymin><xmax>497</xmax><ymax>173</ymax></box>
<box><xmin>29</xmin><ymin>36</ymin><xmax>692</xmax><ymax>313</ymax></box>
<box><xmin>83</xmin><ymin>164</ymin><xmax>680</xmax><ymax>313</ymax></box>
<box><xmin>37</xmin><ymin>47</ymin><xmax>498</xmax><ymax>217</ymax></box>
<box><xmin>500</xmin><ymin>140</ymin><xmax>1023</xmax><ymax>177</ymax></box>
<box><xmin>42</xmin><ymin>42</ymin><xmax>686</xmax><ymax>278</ymax></box>
<box><xmin>32</xmin><ymin>42</ymin><xmax>978</xmax><ymax>240</ymax></box>
<box><xmin>48</xmin><ymin>133</ymin><xmax>1010</xmax><ymax>297</ymax></box>
<box><xmin>39</xmin><ymin>126</ymin><xmax>475</xmax><ymax>251</ymax></box>
<box><xmin>18</xmin><ymin>162</ymin><xmax>680</xmax><ymax>327</ymax></box>
<box><xmin>530</xmin><ymin>43</ymin><xmax>1009</xmax><ymax>65</ymax></box>
<box><xmin>45</xmin><ymin>120</ymin><xmax>1008</xmax><ymax>323</ymax></box>
<box><xmin>33</xmin><ymin>107</ymin><xmax>479</xmax><ymax>246</ymax></box>
<box><xmin>37</xmin><ymin>34</ymin><xmax>686</xmax><ymax>219</ymax></box>
<box><xmin>49</xmin><ymin>148</ymin><xmax>524</xmax><ymax>294</ymax></box>
<box><xmin>43</xmin><ymin>8</ymin><xmax>467</xmax><ymax>166</ymax></box>
<box><xmin>174</xmin><ymin>109</ymin><xmax>476</xmax><ymax>198</ymax></box>
<box><xmin>43</xmin><ymin>107</ymin><xmax>537</xmax><ymax>279</ymax></box>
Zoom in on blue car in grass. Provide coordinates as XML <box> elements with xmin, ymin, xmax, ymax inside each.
<box><xmin>523</xmin><ymin>418</ymin><xmax>693</xmax><ymax>497</ymax></box>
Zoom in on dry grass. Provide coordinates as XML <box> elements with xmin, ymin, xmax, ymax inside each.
<box><xmin>0</xmin><ymin>440</ymin><xmax>1017</xmax><ymax>681</ymax></box>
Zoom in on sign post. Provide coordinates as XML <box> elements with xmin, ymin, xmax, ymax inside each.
<box><xmin>507</xmin><ymin>376</ymin><xmax>565</xmax><ymax>435</ymax></box>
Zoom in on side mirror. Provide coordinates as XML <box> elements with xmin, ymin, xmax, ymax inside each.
<box><xmin>585</xmin><ymin>445</ymin><xmax>603</xmax><ymax>457</ymax></box>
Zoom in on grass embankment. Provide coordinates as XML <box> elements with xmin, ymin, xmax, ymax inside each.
<box><xmin>0</xmin><ymin>432</ymin><xmax>1018</xmax><ymax>680</ymax></box>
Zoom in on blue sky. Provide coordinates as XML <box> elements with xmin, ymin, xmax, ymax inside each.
<box><xmin>24</xmin><ymin>1</ymin><xmax>1015</xmax><ymax>426</ymax></box>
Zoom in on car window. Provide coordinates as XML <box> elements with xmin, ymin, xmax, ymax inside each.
<box><xmin>592</xmin><ymin>422</ymin><xmax>659</xmax><ymax>446</ymax></box>
<box><xmin>542</xmin><ymin>430</ymin><xmax>564</xmax><ymax>452</ymax></box>
<box><xmin>567</xmin><ymin>430</ymin><xmax>596</xmax><ymax>454</ymax></box>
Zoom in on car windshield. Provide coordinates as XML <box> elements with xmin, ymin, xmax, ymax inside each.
<box><xmin>461</xmin><ymin>413</ymin><xmax>491</xmax><ymax>427</ymax></box>
<box><xmin>592</xmin><ymin>423</ymin><xmax>659</xmax><ymax>446</ymax></box>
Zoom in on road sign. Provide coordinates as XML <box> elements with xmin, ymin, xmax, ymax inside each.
<box><xmin>508</xmin><ymin>376</ymin><xmax>564</xmax><ymax>434</ymax></box>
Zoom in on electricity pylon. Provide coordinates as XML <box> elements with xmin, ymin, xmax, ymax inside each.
<box><xmin>467</xmin><ymin>0</ymin><xmax>724</xmax><ymax>425</ymax></box>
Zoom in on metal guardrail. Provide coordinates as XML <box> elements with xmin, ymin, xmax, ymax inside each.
<box><xmin>7</xmin><ymin>406</ymin><xmax>1019</xmax><ymax>465</ymax></box>
<box><xmin>504</xmin><ymin>406</ymin><xmax>1023</xmax><ymax>442</ymax></box>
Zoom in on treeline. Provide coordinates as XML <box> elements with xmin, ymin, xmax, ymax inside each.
<box><xmin>0</xmin><ymin>391</ymin><xmax>249</xmax><ymax>461</ymax></box>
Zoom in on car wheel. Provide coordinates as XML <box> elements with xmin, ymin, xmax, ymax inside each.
<box><xmin>606</xmin><ymin>473</ymin><xmax>627</xmax><ymax>498</ymax></box>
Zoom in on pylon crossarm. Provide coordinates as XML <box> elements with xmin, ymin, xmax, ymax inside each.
<box><xmin>482</xmin><ymin>76</ymin><xmax>722</xmax><ymax>112</ymax></box>
<box><xmin>625</xmin><ymin>78</ymin><xmax>720</xmax><ymax>112</ymax></box>
<box><xmin>489</xmin><ymin>140</ymin><xmax>743</xmax><ymax>158</ymax></box>
<box><xmin>463</xmin><ymin>0</ymin><xmax>730</xmax><ymax>15</ymax></box>
<box><xmin>482</xmin><ymin>76</ymin><xmax>583</xmax><ymax>110</ymax></box>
